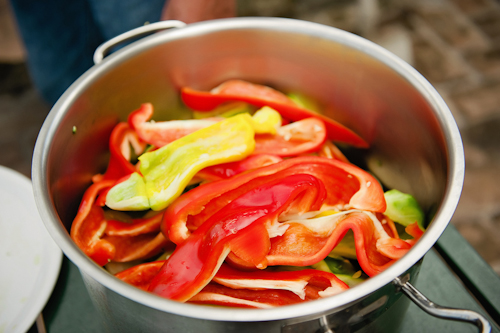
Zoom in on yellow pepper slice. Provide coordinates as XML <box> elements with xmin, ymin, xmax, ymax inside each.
<box><xmin>139</xmin><ymin>113</ymin><xmax>255</xmax><ymax>211</ymax></box>
<box><xmin>251</xmin><ymin>106</ymin><xmax>282</xmax><ymax>135</ymax></box>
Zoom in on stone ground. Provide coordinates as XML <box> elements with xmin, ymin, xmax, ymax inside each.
<box><xmin>0</xmin><ymin>0</ymin><xmax>499</xmax><ymax>275</ymax></box>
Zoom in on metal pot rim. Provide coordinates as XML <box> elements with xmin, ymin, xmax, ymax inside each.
<box><xmin>32</xmin><ymin>17</ymin><xmax>465</xmax><ymax>322</ymax></box>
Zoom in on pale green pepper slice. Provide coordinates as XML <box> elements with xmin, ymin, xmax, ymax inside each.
<box><xmin>192</xmin><ymin>102</ymin><xmax>255</xmax><ymax>119</ymax></box>
<box><xmin>384</xmin><ymin>189</ymin><xmax>425</xmax><ymax>230</ymax></box>
<box><xmin>106</xmin><ymin>172</ymin><xmax>149</xmax><ymax>211</ymax></box>
<box><xmin>314</xmin><ymin>210</ymin><xmax>357</xmax><ymax>260</ymax></box>
<box><xmin>139</xmin><ymin>113</ymin><xmax>255</xmax><ymax>211</ymax></box>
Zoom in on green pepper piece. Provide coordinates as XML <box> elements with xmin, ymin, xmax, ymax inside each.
<box><xmin>311</xmin><ymin>260</ymin><xmax>333</xmax><ymax>273</ymax></box>
<box><xmin>334</xmin><ymin>273</ymin><xmax>366</xmax><ymax>287</ymax></box>
<box><xmin>192</xmin><ymin>102</ymin><xmax>255</xmax><ymax>119</ymax></box>
<box><xmin>384</xmin><ymin>189</ymin><xmax>425</xmax><ymax>230</ymax></box>
<box><xmin>139</xmin><ymin>113</ymin><xmax>255</xmax><ymax>211</ymax></box>
<box><xmin>328</xmin><ymin>229</ymin><xmax>357</xmax><ymax>259</ymax></box>
<box><xmin>323</xmin><ymin>256</ymin><xmax>357</xmax><ymax>275</ymax></box>
<box><xmin>106</xmin><ymin>172</ymin><xmax>149</xmax><ymax>211</ymax></box>
<box><xmin>287</xmin><ymin>92</ymin><xmax>321</xmax><ymax>113</ymax></box>
<box><xmin>313</xmin><ymin>210</ymin><xmax>357</xmax><ymax>259</ymax></box>
<box><xmin>323</xmin><ymin>256</ymin><xmax>366</xmax><ymax>287</ymax></box>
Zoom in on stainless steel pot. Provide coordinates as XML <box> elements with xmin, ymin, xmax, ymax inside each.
<box><xmin>32</xmin><ymin>18</ymin><xmax>490</xmax><ymax>332</ymax></box>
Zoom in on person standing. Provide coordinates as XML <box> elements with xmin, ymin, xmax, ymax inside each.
<box><xmin>9</xmin><ymin>0</ymin><xmax>236</xmax><ymax>105</ymax></box>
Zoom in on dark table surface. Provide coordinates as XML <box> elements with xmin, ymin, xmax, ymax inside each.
<box><xmin>37</xmin><ymin>225</ymin><xmax>500</xmax><ymax>333</ymax></box>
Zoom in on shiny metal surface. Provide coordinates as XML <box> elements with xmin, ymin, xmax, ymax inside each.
<box><xmin>93</xmin><ymin>20</ymin><xmax>186</xmax><ymax>65</ymax></box>
<box><xmin>32</xmin><ymin>17</ymin><xmax>465</xmax><ymax>332</ymax></box>
<box><xmin>394</xmin><ymin>277</ymin><xmax>492</xmax><ymax>333</ymax></box>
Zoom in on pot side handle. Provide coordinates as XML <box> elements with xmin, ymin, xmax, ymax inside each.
<box><xmin>93</xmin><ymin>20</ymin><xmax>187</xmax><ymax>65</ymax></box>
<box><xmin>393</xmin><ymin>276</ymin><xmax>492</xmax><ymax>333</ymax></box>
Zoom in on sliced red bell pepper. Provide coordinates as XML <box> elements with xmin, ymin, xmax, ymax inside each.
<box><xmin>104</xmin><ymin>212</ymin><xmax>163</xmax><ymax>237</ymax></box>
<box><xmin>71</xmin><ymin>179</ymin><xmax>170</xmax><ymax>265</ymax></box>
<box><xmin>115</xmin><ymin>261</ymin><xmax>302</xmax><ymax>307</ymax></box>
<box><xmin>380</xmin><ymin>213</ymin><xmax>400</xmax><ymax>240</ymax></box>
<box><xmin>116</xmin><ymin>261</ymin><xmax>348</xmax><ymax>308</ymax></box>
<box><xmin>148</xmin><ymin>174</ymin><xmax>326</xmax><ymax>302</ymax></box>
<box><xmin>102</xmin><ymin>232</ymin><xmax>170</xmax><ymax>263</ymax></box>
<box><xmin>194</xmin><ymin>154</ymin><xmax>283</xmax><ymax>182</ymax></box>
<box><xmin>192</xmin><ymin>264</ymin><xmax>348</xmax><ymax>308</ymax></box>
<box><xmin>128</xmin><ymin>101</ymin><xmax>325</xmax><ymax>157</ymax></box>
<box><xmin>181</xmin><ymin>80</ymin><xmax>368</xmax><ymax>148</ymax></box>
<box><xmin>115</xmin><ymin>260</ymin><xmax>164</xmax><ymax>291</ymax></box>
<box><xmin>73</xmin><ymin>210</ymin><xmax>169</xmax><ymax>264</ymax></box>
<box><xmin>212</xmin><ymin>264</ymin><xmax>348</xmax><ymax>299</ymax></box>
<box><xmin>253</xmin><ymin>117</ymin><xmax>327</xmax><ymax>157</ymax></box>
<box><xmin>404</xmin><ymin>222</ymin><xmax>424</xmax><ymax>246</ymax></box>
<box><xmin>70</xmin><ymin>180</ymin><xmax>117</xmax><ymax>266</ymax></box>
<box><xmin>163</xmin><ymin>156</ymin><xmax>385</xmax><ymax>245</ymax></box>
<box><xmin>189</xmin><ymin>283</ymin><xmax>304</xmax><ymax>308</ymax></box>
<box><xmin>93</xmin><ymin>122</ymin><xmax>145</xmax><ymax>183</ymax></box>
<box><xmin>127</xmin><ymin>103</ymin><xmax>219</xmax><ymax>147</ymax></box>
<box><xmin>266</xmin><ymin>210</ymin><xmax>414</xmax><ymax>276</ymax></box>
<box><xmin>318</xmin><ymin>140</ymin><xmax>350</xmax><ymax>163</ymax></box>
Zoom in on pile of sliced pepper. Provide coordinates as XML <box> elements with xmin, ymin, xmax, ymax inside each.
<box><xmin>70</xmin><ymin>79</ymin><xmax>425</xmax><ymax>308</ymax></box>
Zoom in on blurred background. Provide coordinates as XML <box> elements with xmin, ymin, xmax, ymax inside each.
<box><xmin>1</xmin><ymin>0</ymin><xmax>499</xmax><ymax>276</ymax></box>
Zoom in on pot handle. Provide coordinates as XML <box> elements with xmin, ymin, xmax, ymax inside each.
<box><xmin>93</xmin><ymin>20</ymin><xmax>187</xmax><ymax>65</ymax></box>
<box><xmin>393</xmin><ymin>276</ymin><xmax>492</xmax><ymax>333</ymax></box>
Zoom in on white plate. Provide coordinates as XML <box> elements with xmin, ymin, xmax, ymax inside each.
<box><xmin>0</xmin><ymin>165</ymin><xmax>62</xmax><ymax>333</ymax></box>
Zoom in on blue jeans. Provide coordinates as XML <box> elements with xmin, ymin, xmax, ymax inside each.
<box><xmin>10</xmin><ymin>0</ymin><xmax>167</xmax><ymax>105</ymax></box>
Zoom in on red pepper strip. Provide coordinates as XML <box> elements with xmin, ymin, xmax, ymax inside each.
<box><xmin>266</xmin><ymin>211</ymin><xmax>411</xmax><ymax>277</ymax></box>
<box><xmin>116</xmin><ymin>260</ymin><xmax>164</xmax><ymax>291</ymax></box>
<box><xmin>181</xmin><ymin>80</ymin><xmax>368</xmax><ymax>148</ymax></box>
<box><xmin>229</xmin><ymin>223</ymin><xmax>272</xmax><ymax>269</ymax></box>
<box><xmin>71</xmin><ymin>178</ymin><xmax>170</xmax><ymax>265</ymax></box>
<box><xmin>253</xmin><ymin>118</ymin><xmax>327</xmax><ymax>157</ymax></box>
<box><xmin>381</xmin><ymin>214</ymin><xmax>400</xmax><ymax>239</ymax></box>
<box><xmin>185</xmin><ymin>162</ymin><xmax>359</xmax><ymax>234</ymax></box>
<box><xmin>114</xmin><ymin>261</ymin><xmax>303</xmax><ymax>307</ymax></box>
<box><xmin>212</xmin><ymin>79</ymin><xmax>296</xmax><ymax>105</ymax></box>
<box><xmin>148</xmin><ymin>174</ymin><xmax>326</xmax><ymax>302</ymax></box>
<box><xmin>114</xmin><ymin>261</ymin><xmax>307</xmax><ymax>308</ymax></box>
<box><xmin>195</xmin><ymin>154</ymin><xmax>283</xmax><ymax>182</ymax></box>
<box><xmin>72</xmin><ymin>211</ymin><xmax>170</xmax><ymax>264</ymax></box>
<box><xmin>189</xmin><ymin>284</ymin><xmax>305</xmax><ymax>308</ymax></box>
<box><xmin>191</xmin><ymin>265</ymin><xmax>349</xmax><ymax>308</ymax></box>
<box><xmin>93</xmin><ymin>122</ymin><xmax>145</xmax><ymax>183</ymax></box>
<box><xmin>213</xmin><ymin>264</ymin><xmax>348</xmax><ymax>298</ymax></box>
<box><xmin>127</xmin><ymin>103</ymin><xmax>220</xmax><ymax>147</ymax></box>
<box><xmin>128</xmin><ymin>102</ymin><xmax>325</xmax><ymax>157</ymax></box>
<box><xmin>404</xmin><ymin>222</ymin><xmax>424</xmax><ymax>246</ymax></box>
<box><xmin>116</xmin><ymin>261</ymin><xmax>347</xmax><ymax>307</ymax></box>
<box><xmin>318</xmin><ymin>140</ymin><xmax>350</xmax><ymax>163</ymax></box>
<box><xmin>95</xmin><ymin>189</ymin><xmax>109</xmax><ymax>207</ymax></box>
<box><xmin>70</xmin><ymin>180</ymin><xmax>116</xmax><ymax>266</ymax></box>
<box><xmin>377</xmin><ymin>237</ymin><xmax>413</xmax><ymax>260</ymax></box>
<box><xmin>102</xmin><ymin>232</ymin><xmax>170</xmax><ymax>263</ymax></box>
<box><xmin>192</xmin><ymin>264</ymin><xmax>348</xmax><ymax>308</ymax></box>
<box><xmin>163</xmin><ymin>156</ymin><xmax>385</xmax><ymax>245</ymax></box>
<box><xmin>104</xmin><ymin>213</ymin><xmax>163</xmax><ymax>237</ymax></box>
